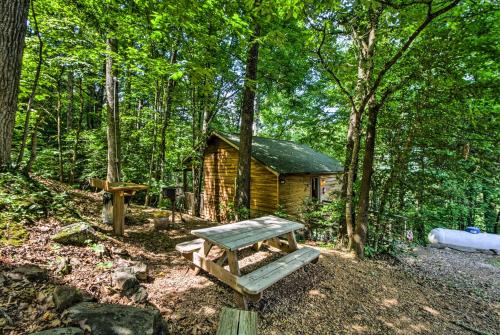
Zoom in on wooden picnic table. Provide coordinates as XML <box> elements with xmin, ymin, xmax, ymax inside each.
<box><xmin>176</xmin><ymin>215</ymin><xmax>320</xmax><ymax>309</ymax></box>
<box><xmin>89</xmin><ymin>178</ymin><xmax>148</xmax><ymax>236</ymax></box>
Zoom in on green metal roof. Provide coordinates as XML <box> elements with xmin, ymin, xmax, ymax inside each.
<box><xmin>215</xmin><ymin>132</ymin><xmax>343</xmax><ymax>175</ymax></box>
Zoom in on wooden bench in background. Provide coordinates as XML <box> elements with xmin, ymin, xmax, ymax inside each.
<box><xmin>216</xmin><ymin>307</ymin><xmax>257</xmax><ymax>335</ymax></box>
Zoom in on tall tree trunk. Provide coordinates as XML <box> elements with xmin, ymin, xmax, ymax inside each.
<box><xmin>66</xmin><ymin>71</ymin><xmax>74</xmax><ymax>130</ymax></box>
<box><xmin>159</xmin><ymin>49</ymin><xmax>178</xmax><ymax>182</ymax></box>
<box><xmin>353</xmin><ymin>100</ymin><xmax>379</xmax><ymax>257</ymax></box>
<box><xmin>24</xmin><ymin>113</ymin><xmax>42</xmax><ymax>174</ymax></box>
<box><xmin>56</xmin><ymin>77</ymin><xmax>64</xmax><ymax>182</ymax></box>
<box><xmin>69</xmin><ymin>78</ymin><xmax>84</xmax><ymax>184</ymax></box>
<box><xmin>144</xmin><ymin>83</ymin><xmax>160</xmax><ymax>206</ymax></box>
<box><xmin>106</xmin><ymin>38</ymin><xmax>121</xmax><ymax>182</ymax></box>
<box><xmin>235</xmin><ymin>13</ymin><xmax>260</xmax><ymax>218</ymax></box>
<box><xmin>343</xmin><ymin>107</ymin><xmax>362</xmax><ymax>247</ymax></box>
<box><xmin>16</xmin><ymin>0</ymin><xmax>42</xmax><ymax>168</ymax></box>
<box><xmin>0</xmin><ymin>0</ymin><xmax>30</xmax><ymax>171</ymax></box>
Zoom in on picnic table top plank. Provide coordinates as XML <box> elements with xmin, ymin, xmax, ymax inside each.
<box><xmin>89</xmin><ymin>178</ymin><xmax>149</xmax><ymax>192</ymax></box>
<box><xmin>237</xmin><ymin>247</ymin><xmax>319</xmax><ymax>294</ymax></box>
<box><xmin>191</xmin><ymin>215</ymin><xmax>304</xmax><ymax>251</ymax></box>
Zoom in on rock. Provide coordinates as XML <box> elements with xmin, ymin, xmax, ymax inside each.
<box><xmin>153</xmin><ymin>218</ymin><xmax>171</xmax><ymax>231</ymax></box>
<box><xmin>115</xmin><ymin>261</ymin><xmax>148</xmax><ymax>281</ymax></box>
<box><xmin>55</xmin><ymin>257</ymin><xmax>72</xmax><ymax>276</ymax></box>
<box><xmin>110</xmin><ymin>246</ymin><xmax>129</xmax><ymax>258</ymax></box>
<box><xmin>51</xmin><ymin>222</ymin><xmax>96</xmax><ymax>245</ymax></box>
<box><xmin>132</xmin><ymin>287</ymin><xmax>148</xmax><ymax>303</ymax></box>
<box><xmin>111</xmin><ymin>271</ymin><xmax>139</xmax><ymax>296</ymax></box>
<box><xmin>64</xmin><ymin>302</ymin><xmax>168</xmax><ymax>335</ymax></box>
<box><xmin>11</xmin><ymin>264</ymin><xmax>48</xmax><ymax>282</ymax></box>
<box><xmin>30</xmin><ymin>327</ymin><xmax>84</xmax><ymax>335</ymax></box>
<box><xmin>53</xmin><ymin>286</ymin><xmax>83</xmax><ymax>311</ymax></box>
<box><xmin>131</xmin><ymin>261</ymin><xmax>148</xmax><ymax>281</ymax></box>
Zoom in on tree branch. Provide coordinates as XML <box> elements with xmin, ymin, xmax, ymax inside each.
<box><xmin>316</xmin><ymin>25</ymin><xmax>357</xmax><ymax>113</ymax></box>
<box><xmin>364</xmin><ymin>0</ymin><xmax>461</xmax><ymax>107</ymax></box>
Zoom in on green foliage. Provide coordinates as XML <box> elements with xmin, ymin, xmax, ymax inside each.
<box><xmin>96</xmin><ymin>261</ymin><xmax>113</xmax><ymax>270</ymax></box>
<box><xmin>8</xmin><ymin>0</ymin><xmax>497</xmax><ymax>255</ymax></box>
<box><xmin>487</xmin><ymin>258</ymin><xmax>500</xmax><ymax>268</ymax></box>
<box><xmin>0</xmin><ymin>172</ymin><xmax>82</xmax><ymax>246</ymax></box>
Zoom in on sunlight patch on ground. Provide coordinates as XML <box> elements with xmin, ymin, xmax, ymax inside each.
<box><xmin>199</xmin><ymin>306</ymin><xmax>217</xmax><ymax>316</ymax></box>
<box><xmin>308</xmin><ymin>289</ymin><xmax>326</xmax><ymax>298</ymax></box>
<box><xmin>410</xmin><ymin>323</ymin><xmax>430</xmax><ymax>332</ymax></box>
<box><xmin>319</xmin><ymin>248</ymin><xmax>358</xmax><ymax>261</ymax></box>
<box><xmin>382</xmin><ymin>298</ymin><xmax>398</xmax><ymax>308</ymax></box>
<box><xmin>422</xmin><ymin>305</ymin><xmax>440</xmax><ymax>316</ymax></box>
<box><xmin>350</xmin><ymin>324</ymin><xmax>369</xmax><ymax>333</ymax></box>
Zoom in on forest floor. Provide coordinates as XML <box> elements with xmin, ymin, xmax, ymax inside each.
<box><xmin>0</xmin><ymin>176</ymin><xmax>499</xmax><ymax>335</ymax></box>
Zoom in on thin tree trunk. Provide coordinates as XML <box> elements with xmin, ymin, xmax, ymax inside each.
<box><xmin>69</xmin><ymin>78</ymin><xmax>84</xmax><ymax>184</ymax></box>
<box><xmin>0</xmin><ymin>0</ymin><xmax>30</xmax><ymax>170</ymax></box>
<box><xmin>24</xmin><ymin>113</ymin><xmax>42</xmax><ymax>174</ymax></box>
<box><xmin>235</xmin><ymin>8</ymin><xmax>260</xmax><ymax>218</ymax></box>
<box><xmin>66</xmin><ymin>71</ymin><xmax>74</xmax><ymax>130</ymax></box>
<box><xmin>159</xmin><ymin>49</ymin><xmax>178</xmax><ymax>182</ymax></box>
<box><xmin>144</xmin><ymin>84</ymin><xmax>160</xmax><ymax>206</ymax></box>
<box><xmin>106</xmin><ymin>37</ymin><xmax>121</xmax><ymax>182</ymax></box>
<box><xmin>353</xmin><ymin>101</ymin><xmax>379</xmax><ymax>257</ymax></box>
<box><xmin>344</xmin><ymin>107</ymin><xmax>362</xmax><ymax>247</ymax></box>
<box><xmin>56</xmin><ymin>78</ymin><xmax>64</xmax><ymax>182</ymax></box>
<box><xmin>16</xmin><ymin>0</ymin><xmax>42</xmax><ymax>168</ymax></box>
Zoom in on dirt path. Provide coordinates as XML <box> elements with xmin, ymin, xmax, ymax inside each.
<box><xmin>1</xmin><ymin>181</ymin><xmax>498</xmax><ymax>334</ymax></box>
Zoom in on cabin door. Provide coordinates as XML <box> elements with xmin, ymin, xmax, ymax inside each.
<box><xmin>311</xmin><ymin>177</ymin><xmax>320</xmax><ymax>201</ymax></box>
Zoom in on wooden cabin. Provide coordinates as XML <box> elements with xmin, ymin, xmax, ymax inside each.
<box><xmin>202</xmin><ymin>133</ymin><xmax>343</xmax><ymax>221</ymax></box>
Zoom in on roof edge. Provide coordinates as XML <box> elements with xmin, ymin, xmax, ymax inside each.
<box><xmin>211</xmin><ymin>132</ymin><xmax>280</xmax><ymax>176</ymax></box>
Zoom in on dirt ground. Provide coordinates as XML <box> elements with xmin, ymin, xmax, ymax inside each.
<box><xmin>1</xmin><ymin>180</ymin><xmax>499</xmax><ymax>334</ymax></box>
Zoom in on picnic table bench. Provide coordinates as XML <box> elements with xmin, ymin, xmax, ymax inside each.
<box><xmin>176</xmin><ymin>215</ymin><xmax>320</xmax><ymax>308</ymax></box>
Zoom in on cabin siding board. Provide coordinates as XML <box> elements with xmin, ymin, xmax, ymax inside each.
<box><xmin>203</xmin><ymin>138</ymin><xmax>278</xmax><ymax>221</ymax></box>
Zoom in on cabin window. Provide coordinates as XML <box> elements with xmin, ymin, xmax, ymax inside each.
<box><xmin>311</xmin><ymin>177</ymin><xmax>320</xmax><ymax>200</ymax></box>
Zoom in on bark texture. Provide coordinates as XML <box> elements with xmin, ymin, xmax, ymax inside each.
<box><xmin>106</xmin><ymin>38</ymin><xmax>121</xmax><ymax>182</ymax></box>
<box><xmin>16</xmin><ymin>0</ymin><xmax>42</xmax><ymax>168</ymax></box>
<box><xmin>235</xmin><ymin>19</ymin><xmax>260</xmax><ymax>216</ymax></box>
<box><xmin>0</xmin><ymin>0</ymin><xmax>30</xmax><ymax>170</ymax></box>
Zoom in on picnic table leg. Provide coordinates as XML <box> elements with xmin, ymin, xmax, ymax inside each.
<box><xmin>253</xmin><ymin>241</ymin><xmax>263</xmax><ymax>251</ymax></box>
<box><xmin>112</xmin><ymin>191</ymin><xmax>125</xmax><ymax>236</ymax></box>
<box><xmin>286</xmin><ymin>232</ymin><xmax>298</xmax><ymax>251</ymax></box>
<box><xmin>227</xmin><ymin>250</ymin><xmax>248</xmax><ymax>310</ymax></box>
<box><xmin>191</xmin><ymin>240</ymin><xmax>213</xmax><ymax>275</ymax></box>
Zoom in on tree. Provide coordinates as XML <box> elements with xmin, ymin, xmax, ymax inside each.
<box><xmin>311</xmin><ymin>0</ymin><xmax>462</xmax><ymax>257</ymax></box>
<box><xmin>105</xmin><ymin>37</ymin><xmax>121</xmax><ymax>182</ymax></box>
<box><xmin>16</xmin><ymin>0</ymin><xmax>43</xmax><ymax>169</ymax></box>
<box><xmin>0</xmin><ymin>0</ymin><xmax>30</xmax><ymax>171</ymax></box>
<box><xmin>235</xmin><ymin>0</ymin><xmax>261</xmax><ymax>217</ymax></box>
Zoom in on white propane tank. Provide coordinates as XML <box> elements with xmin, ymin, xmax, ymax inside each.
<box><xmin>428</xmin><ymin>228</ymin><xmax>500</xmax><ymax>253</ymax></box>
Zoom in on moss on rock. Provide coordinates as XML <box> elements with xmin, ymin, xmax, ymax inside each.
<box><xmin>51</xmin><ymin>222</ymin><xmax>96</xmax><ymax>246</ymax></box>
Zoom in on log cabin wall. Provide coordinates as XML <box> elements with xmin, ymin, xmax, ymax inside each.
<box><xmin>278</xmin><ymin>174</ymin><xmax>311</xmax><ymax>217</ymax></box>
<box><xmin>203</xmin><ymin>137</ymin><xmax>278</xmax><ymax>221</ymax></box>
<box><xmin>278</xmin><ymin>173</ymin><xmax>343</xmax><ymax>217</ymax></box>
